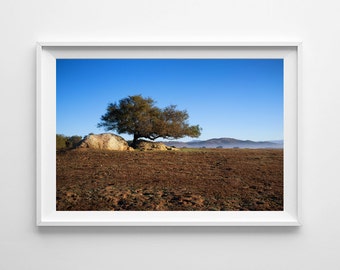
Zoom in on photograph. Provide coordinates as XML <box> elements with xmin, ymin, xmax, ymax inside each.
<box><xmin>56</xmin><ymin>58</ymin><xmax>284</xmax><ymax>211</ymax></box>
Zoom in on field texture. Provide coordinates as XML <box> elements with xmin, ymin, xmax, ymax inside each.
<box><xmin>57</xmin><ymin>148</ymin><xmax>283</xmax><ymax>211</ymax></box>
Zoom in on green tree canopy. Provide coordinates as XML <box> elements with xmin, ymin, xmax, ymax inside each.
<box><xmin>98</xmin><ymin>95</ymin><xmax>201</xmax><ymax>146</ymax></box>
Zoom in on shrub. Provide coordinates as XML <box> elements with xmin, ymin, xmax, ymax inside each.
<box><xmin>56</xmin><ymin>134</ymin><xmax>83</xmax><ymax>150</ymax></box>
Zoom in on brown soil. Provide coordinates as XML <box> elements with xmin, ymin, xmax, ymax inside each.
<box><xmin>57</xmin><ymin>148</ymin><xmax>283</xmax><ymax>211</ymax></box>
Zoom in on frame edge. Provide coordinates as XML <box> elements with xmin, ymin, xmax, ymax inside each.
<box><xmin>36</xmin><ymin>43</ymin><xmax>43</xmax><ymax>226</ymax></box>
<box><xmin>36</xmin><ymin>42</ymin><xmax>301</xmax><ymax>226</ymax></box>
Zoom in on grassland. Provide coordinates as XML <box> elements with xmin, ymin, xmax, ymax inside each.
<box><xmin>57</xmin><ymin>148</ymin><xmax>283</xmax><ymax>211</ymax></box>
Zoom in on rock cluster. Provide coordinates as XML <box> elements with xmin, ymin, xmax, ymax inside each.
<box><xmin>78</xmin><ymin>133</ymin><xmax>178</xmax><ymax>151</ymax></box>
<box><xmin>134</xmin><ymin>140</ymin><xmax>178</xmax><ymax>151</ymax></box>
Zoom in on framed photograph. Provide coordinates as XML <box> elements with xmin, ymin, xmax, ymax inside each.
<box><xmin>37</xmin><ymin>42</ymin><xmax>301</xmax><ymax>226</ymax></box>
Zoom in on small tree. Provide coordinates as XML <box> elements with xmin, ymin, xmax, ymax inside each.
<box><xmin>56</xmin><ymin>134</ymin><xmax>67</xmax><ymax>150</ymax></box>
<box><xmin>98</xmin><ymin>95</ymin><xmax>201</xmax><ymax>147</ymax></box>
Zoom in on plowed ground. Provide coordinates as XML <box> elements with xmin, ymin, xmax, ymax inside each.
<box><xmin>57</xmin><ymin>148</ymin><xmax>283</xmax><ymax>211</ymax></box>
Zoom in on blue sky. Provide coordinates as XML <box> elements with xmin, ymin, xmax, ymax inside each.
<box><xmin>57</xmin><ymin>59</ymin><xmax>283</xmax><ymax>142</ymax></box>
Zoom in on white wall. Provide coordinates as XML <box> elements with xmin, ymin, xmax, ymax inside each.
<box><xmin>1</xmin><ymin>0</ymin><xmax>340</xmax><ymax>269</ymax></box>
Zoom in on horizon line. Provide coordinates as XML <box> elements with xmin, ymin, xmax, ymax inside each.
<box><xmin>56</xmin><ymin>132</ymin><xmax>283</xmax><ymax>143</ymax></box>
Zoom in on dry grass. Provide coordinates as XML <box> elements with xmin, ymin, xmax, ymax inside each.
<box><xmin>57</xmin><ymin>148</ymin><xmax>283</xmax><ymax>211</ymax></box>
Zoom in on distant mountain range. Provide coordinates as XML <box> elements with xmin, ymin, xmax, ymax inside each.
<box><xmin>162</xmin><ymin>138</ymin><xmax>283</xmax><ymax>149</ymax></box>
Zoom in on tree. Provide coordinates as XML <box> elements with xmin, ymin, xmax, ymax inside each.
<box><xmin>98</xmin><ymin>95</ymin><xmax>201</xmax><ymax>147</ymax></box>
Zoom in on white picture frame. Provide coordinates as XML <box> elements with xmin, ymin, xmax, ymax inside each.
<box><xmin>37</xmin><ymin>42</ymin><xmax>301</xmax><ymax>226</ymax></box>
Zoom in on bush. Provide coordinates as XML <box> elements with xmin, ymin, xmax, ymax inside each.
<box><xmin>56</xmin><ymin>134</ymin><xmax>83</xmax><ymax>150</ymax></box>
<box><xmin>56</xmin><ymin>134</ymin><xmax>68</xmax><ymax>150</ymax></box>
<box><xmin>67</xmin><ymin>135</ymin><xmax>82</xmax><ymax>148</ymax></box>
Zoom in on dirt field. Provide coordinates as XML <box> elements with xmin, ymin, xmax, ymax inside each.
<box><xmin>57</xmin><ymin>148</ymin><xmax>283</xmax><ymax>211</ymax></box>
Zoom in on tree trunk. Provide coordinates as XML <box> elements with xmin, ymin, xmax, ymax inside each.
<box><xmin>132</xmin><ymin>134</ymin><xmax>139</xmax><ymax>148</ymax></box>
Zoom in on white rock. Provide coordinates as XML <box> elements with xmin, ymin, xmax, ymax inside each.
<box><xmin>78</xmin><ymin>133</ymin><xmax>131</xmax><ymax>151</ymax></box>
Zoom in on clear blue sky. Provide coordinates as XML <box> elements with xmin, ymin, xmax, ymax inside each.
<box><xmin>57</xmin><ymin>59</ymin><xmax>283</xmax><ymax>142</ymax></box>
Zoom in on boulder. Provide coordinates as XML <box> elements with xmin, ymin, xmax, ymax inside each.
<box><xmin>78</xmin><ymin>133</ymin><xmax>132</xmax><ymax>151</ymax></box>
<box><xmin>135</xmin><ymin>140</ymin><xmax>178</xmax><ymax>151</ymax></box>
